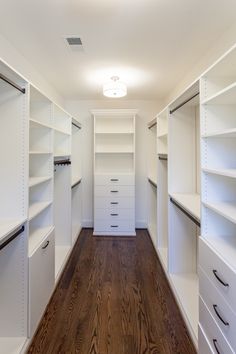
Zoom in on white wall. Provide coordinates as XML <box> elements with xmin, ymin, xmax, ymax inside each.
<box><xmin>0</xmin><ymin>34</ymin><xmax>64</xmax><ymax>106</ymax></box>
<box><xmin>65</xmin><ymin>99</ymin><xmax>163</xmax><ymax>228</ymax></box>
<box><xmin>164</xmin><ymin>22</ymin><xmax>236</xmax><ymax>104</ymax></box>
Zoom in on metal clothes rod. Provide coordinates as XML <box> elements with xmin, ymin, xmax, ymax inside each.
<box><xmin>54</xmin><ymin>159</ymin><xmax>71</xmax><ymax>166</ymax></box>
<box><xmin>148</xmin><ymin>177</ymin><xmax>157</xmax><ymax>188</ymax></box>
<box><xmin>71</xmin><ymin>178</ymin><xmax>82</xmax><ymax>189</ymax></box>
<box><xmin>158</xmin><ymin>154</ymin><xmax>168</xmax><ymax>161</ymax></box>
<box><xmin>170</xmin><ymin>197</ymin><xmax>200</xmax><ymax>227</ymax></box>
<box><xmin>148</xmin><ymin>122</ymin><xmax>157</xmax><ymax>129</ymax></box>
<box><xmin>0</xmin><ymin>225</ymin><xmax>25</xmax><ymax>251</ymax></box>
<box><xmin>170</xmin><ymin>92</ymin><xmax>199</xmax><ymax>115</ymax></box>
<box><xmin>0</xmin><ymin>73</ymin><xmax>25</xmax><ymax>94</ymax></box>
<box><xmin>72</xmin><ymin>121</ymin><xmax>81</xmax><ymax>129</ymax></box>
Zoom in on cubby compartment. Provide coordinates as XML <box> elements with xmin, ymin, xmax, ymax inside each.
<box><xmin>30</xmin><ymin>86</ymin><xmax>52</xmax><ymax>127</ymax></box>
<box><xmin>29</xmin><ymin>121</ymin><xmax>52</xmax><ymax>153</ymax></box>
<box><xmin>95</xmin><ymin>153</ymin><xmax>134</xmax><ymax>174</ymax></box>
<box><xmin>95</xmin><ymin>133</ymin><xmax>134</xmax><ymax>153</ymax></box>
<box><xmin>71</xmin><ymin>121</ymin><xmax>82</xmax><ymax>186</ymax></box>
<box><xmin>169</xmin><ymin>200</ymin><xmax>199</xmax><ymax>344</ymax></box>
<box><xmin>53</xmin><ymin>104</ymin><xmax>71</xmax><ymax>135</ymax></box>
<box><xmin>147</xmin><ymin>120</ymin><xmax>157</xmax><ymax>184</ymax></box>
<box><xmin>54</xmin><ymin>130</ymin><xmax>71</xmax><ymax>158</ymax></box>
<box><xmin>157</xmin><ymin>108</ymin><xmax>168</xmax><ymax>155</ymax></box>
<box><xmin>95</xmin><ymin>115</ymin><xmax>134</xmax><ymax>133</ymax></box>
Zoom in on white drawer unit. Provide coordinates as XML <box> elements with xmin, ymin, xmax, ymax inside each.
<box><xmin>199</xmin><ymin>296</ymin><xmax>234</xmax><ymax>354</ymax></box>
<box><xmin>95</xmin><ymin>185</ymin><xmax>135</xmax><ymax>197</ymax></box>
<box><xmin>95</xmin><ymin>174</ymin><xmax>135</xmax><ymax>186</ymax></box>
<box><xmin>94</xmin><ymin>196</ymin><xmax>135</xmax><ymax>210</ymax></box>
<box><xmin>199</xmin><ymin>267</ymin><xmax>236</xmax><ymax>351</ymax></box>
<box><xmin>199</xmin><ymin>237</ymin><xmax>236</xmax><ymax>313</ymax></box>
<box><xmin>198</xmin><ymin>325</ymin><xmax>214</xmax><ymax>354</ymax></box>
<box><xmin>95</xmin><ymin>208</ymin><xmax>134</xmax><ymax>220</ymax></box>
<box><xmin>94</xmin><ymin>219</ymin><xmax>135</xmax><ymax>235</ymax></box>
<box><xmin>29</xmin><ymin>228</ymin><xmax>55</xmax><ymax>336</ymax></box>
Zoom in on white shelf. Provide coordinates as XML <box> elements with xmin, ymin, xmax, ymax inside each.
<box><xmin>202</xmin><ymin>81</ymin><xmax>236</xmax><ymax>105</ymax></box>
<box><xmin>170</xmin><ymin>193</ymin><xmax>201</xmax><ymax>221</ymax></box>
<box><xmin>202</xmin><ymin>128</ymin><xmax>236</xmax><ymax>138</ymax></box>
<box><xmin>170</xmin><ymin>273</ymin><xmax>199</xmax><ymax>340</ymax></box>
<box><xmin>95</xmin><ymin>131</ymin><xmax>134</xmax><ymax>135</ymax></box>
<box><xmin>0</xmin><ymin>337</ymin><xmax>27</xmax><ymax>354</ymax></box>
<box><xmin>157</xmin><ymin>132</ymin><xmax>168</xmax><ymax>138</ymax></box>
<box><xmin>202</xmin><ymin>168</ymin><xmax>236</xmax><ymax>179</ymax></box>
<box><xmin>29</xmin><ymin>226</ymin><xmax>54</xmax><ymax>256</ymax></box>
<box><xmin>54</xmin><ymin>153</ymin><xmax>71</xmax><ymax>158</ymax></box>
<box><xmin>0</xmin><ymin>219</ymin><xmax>26</xmax><ymax>244</ymax></box>
<box><xmin>29</xmin><ymin>150</ymin><xmax>52</xmax><ymax>155</ymax></box>
<box><xmin>29</xmin><ymin>176</ymin><xmax>51</xmax><ymax>188</ymax></box>
<box><xmin>30</xmin><ymin>118</ymin><xmax>52</xmax><ymax>130</ymax></box>
<box><xmin>55</xmin><ymin>245</ymin><xmax>71</xmax><ymax>279</ymax></box>
<box><xmin>158</xmin><ymin>247</ymin><xmax>168</xmax><ymax>270</ymax></box>
<box><xmin>95</xmin><ymin>151</ymin><xmax>134</xmax><ymax>154</ymax></box>
<box><xmin>29</xmin><ymin>201</ymin><xmax>52</xmax><ymax>221</ymax></box>
<box><xmin>203</xmin><ymin>201</ymin><xmax>236</xmax><ymax>224</ymax></box>
<box><xmin>71</xmin><ymin>176</ymin><xmax>82</xmax><ymax>188</ymax></box>
<box><xmin>54</xmin><ymin>127</ymin><xmax>71</xmax><ymax>135</ymax></box>
<box><xmin>148</xmin><ymin>176</ymin><xmax>157</xmax><ymax>188</ymax></box>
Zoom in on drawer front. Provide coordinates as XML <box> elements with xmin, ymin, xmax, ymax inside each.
<box><xmin>95</xmin><ymin>185</ymin><xmax>135</xmax><ymax>197</ymax></box>
<box><xmin>95</xmin><ymin>174</ymin><xmax>134</xmax><ymax>186</ymax></box>
<box><xmin>94</xmin><ymin>219</ymin><xmax>135</xmax><ymax>233</ymax></box>
<box><xmin>199</xmin><ymin>325</ymin><xmax>214</xmax><ymax>354</ymax></box>
<box><xmin>95</xmin><ymin>196</ymin><xmax>135</xmax><ymax>209</ymax></box>
<box><xmin>95</xmin><ymin>208</ymin><xmax>134</xmax><ymax>220</ymax></box>
<box><xmin>199</xmin><ymin>237</ymin><xmax>236</xmax><ymax>312</ymax></box>
<box><xmin>200</xmin><ymin>296</ymin><xmax>234</xmax><ymax>354</ymax></box>
<box><xmin>29</xmin><ymin>229</ymin><xmax>55</xmax><ymax>336</ymax></box>
<box><xmin>199</xmin><ymin>267</ymin><xmax>236</xmax><ymax>350</ymax></box>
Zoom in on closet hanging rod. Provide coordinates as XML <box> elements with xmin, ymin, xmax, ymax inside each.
<box><xmin>148</xmin><ymin>122</ymin><xmax>157</xmax><ymax>129</ymax></box>
<box><xmin>0</xmin><ymin>225</ymin><xmax>25</xmax><ymax>251</ymax></box>
<box><xmin>71</xmin><ymin>178</ymin><xmax>82</xmax><ymax>189</ymax></box>
<box><xmin>170</xmin><ymin>92</ymin><xmax>199</xmax><ymax>114</ymax></box>
<box><xmin>54</xmin><ymin>159</ymin><xmax>71</xmax><ymax>166</ymax></box>
<box><xmin>170</xmin><ymin>197</ymin><xmax>200</xmax><ymax>227</ymax></box>
<box><xmin>158</xmin><ymin>154</ymin><xmax>168</xmax><ymax>161</ymax></box>
<box><xmin>148</xmin><ymin>177</ymin><xmax>157</xmax><ymax>188</ymax></box>
<box><xmin>0</xmin><ymin>73</ymin><xmax>25</xmax><ymax>94</ymax></box>
<box><xmin>72</xmin><ymin>121</ymin><xmax>81</xmax><ymax>129</ymax></box>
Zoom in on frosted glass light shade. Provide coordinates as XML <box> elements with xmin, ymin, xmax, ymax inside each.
<box><xmin>103</xmin><ymin>77</ymin><xmax>127</xmax><ymax>98</ymax></box>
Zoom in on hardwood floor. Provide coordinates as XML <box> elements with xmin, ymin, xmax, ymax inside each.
<box><xmin>28</xmin><ymin>229</ymin><xmax>196</xmax><ymax>354</ymax></box>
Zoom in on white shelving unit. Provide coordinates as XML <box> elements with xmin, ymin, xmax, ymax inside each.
<box><xmin>199</xmin><ymin>44</ymin><xmax>236</xmax><ymax>353</ymax></box>
<box><xmin>93</xmin><ymin>109</ymin><xmax>137</xmax><ymax>236</ymax></box>
<box><xmin>53</xmin><ymin>104</ymin><xmax>71</xmax><ymax>159</ymax></box>
<box><xmin>0</xmin><ymin>62</ymin><xmax>28</xmax><ymax>353</ymax></box>
<box><xmin>168</xmin><ymin>81</ymin><xmax>200</xmax><ymax>346</ymax></box>
<box><xmin>156</xmin><ymin>107</ymin><xmax>169</xmax><ymax>270</ymax></box>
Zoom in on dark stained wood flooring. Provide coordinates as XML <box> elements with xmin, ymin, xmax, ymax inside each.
<box><xmin>28</xmin><ymin>229</ymin><xmax>196</xmax><ymax>354</ymax></box>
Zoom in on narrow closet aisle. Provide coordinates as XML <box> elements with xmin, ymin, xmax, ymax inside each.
<box><xmin>28</xmin><ymin>229</ymin><xmax>196</xmax><ymax>354</ymax></box>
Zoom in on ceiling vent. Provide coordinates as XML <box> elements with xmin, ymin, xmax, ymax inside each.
<box><xmin>64</xmin><ymin>36</ymin><xmax>84</xmax><ymax>51</ymax></box>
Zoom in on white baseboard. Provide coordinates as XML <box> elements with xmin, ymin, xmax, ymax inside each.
<box><xmin>135</xmin><ymin>220</ymin><xmax>147</xmax><ymax>229</ymax></box>
<box><xmin>82</xmin><ymin>219</ymin><xmax>93</xmax><ymax>228</ymax></box>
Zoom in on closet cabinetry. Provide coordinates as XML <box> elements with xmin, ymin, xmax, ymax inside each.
<box><xmin>199</xmin><ymin>44</ymin><xmax>236</xmax><ymax>353</ymax></box>
<box><xmin>93</xmin><ymin>109</ymin><xmax>137</xmax><ymax>236</ymax></box>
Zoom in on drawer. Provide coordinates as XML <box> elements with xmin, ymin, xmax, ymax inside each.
<box><xmin>200</xmin><ymin>296</ymin><xmax>234</xmax><ymax>354</ymax></box>
<box><xmin>199</xmin><ymin>325</ymin><xmax>214</xmax><ymax>354</ymax></box>
<box><xmin>94</xmin><ymin>196</ymin><xmax>135</xmax><ymax>209</ymax></box>
<box><xmin>94</xmin><ymin>219</ymin><xmax>135</xmax><ymax>233</ymax></box>
<box><xmin>95</xmin><ymin>174</ymin><xmax>134</xmax><ymax>186</ymax></box>
<box><xmin>29</xmin><ymin>228</ymin><xmax>55</xmax><ymax>336</ymax></box>
<box><xmin>95</xmin><ymin>208</ymin><xmax>134</xmax><ymax>220</ymax></box>
<box><xmin>199</xmin><ymin>267</ymin><xmax>236</xmax><ymax>350</ymax></box>
<box><xmin>199</xmin><ymin>237</ymin><xmax>236</xmax><ymax>312</ymax></box>
<box><xmin>95</xmin><ymin>185</ymin><xmax>135</xmax><ymax>197</ymax></box>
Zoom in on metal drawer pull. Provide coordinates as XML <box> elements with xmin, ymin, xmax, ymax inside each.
<box><xmin>213</xmin><ymin>270</ymin><xmax>229</xmax><ymax>287</ymax></box>
<box><xmin>42</xmin><ymin>241</ymin><xmax>50</xmax><ymax>249</ymax></box>
<box><xmin>110</xmin><ymin>190</ymin><xmax>118</xmax><ymax>193</ymax></box>
<box><xmin>111</xmin><ymin>225</ymin><xmax>118</xmax><ymax>228</ymax></box>
<box><xmin>213</xmin><ymin>305</ymin><xmax>229</xmax><ymax>326</ymax></box>
<box><xmin>111</xmin><ymin>213</ymin><xmax>118</xmax><ymax>216</ymax></box>
<box><xmin>213</xmin><ymin>339</ymin><xmax>221</xmax><ymax>354</ymax></box>
<box><xmin>111</xmin><ymin>202</ymin><xmax>118</xmax><ymax>205</ymax></box>
<box><xmin>111</xmin><ymin>179</ymin><xmax>119</xmax><ymax>181</ymax></box>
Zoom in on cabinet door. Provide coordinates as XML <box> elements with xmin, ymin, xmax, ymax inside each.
<box><xmin>29</xmin><ymin>229</ymin><xmax>55</xmax><ymax>336</ymax></box>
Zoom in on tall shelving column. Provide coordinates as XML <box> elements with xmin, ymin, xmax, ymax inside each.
<box><xmin>156</xmin><ymin>108</ymin><xmax>169</xmax><ymax>271</ymax></box>
<box><xmin>168</xmin><ymin>81</ymin><xmax>200</xmax><ymax>347</ymax></box>
<box><xmin>0</xmin><ymin>62</ymin><xmax>28</xmax><ymax>353</ymax></box>
<box><xmin>199</xmin><ymin>45</ymin><xmax>236</xmax><ymax>353</ymax></box>
<box><xmin>53</xmin><ymin>104</ymin><xmax>72</xmax><ymax>280</ymax></box>
<box><xmin>28</xmin><ymin>86</ymin><xmax>55</xmax><ymax>336</ymax></box>
<box><xmin>93</xmin><ymin>109</ymin><xmax>137</xmax><ymax>236</ymax></box>
<box><xmin>147</xmin><ymin>118</ymin><xmax>157</xmax><ymax>247</ymax></box>
<box><xmin>71</xmin><ymin>119</ymin><xmax>82</xmax><ymax>245</ymax></box>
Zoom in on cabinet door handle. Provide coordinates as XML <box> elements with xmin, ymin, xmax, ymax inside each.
<box><xmin>42</xmin><ymin>240</ymin><xmax>50</xmax><ymax>249</ymax></box>
<box><xmin>213</xmin><ymin>270</ymin><xmax>229</xmax><ymax>287</ymax></box>
<box><xmin>213</xmin><ymin>305</ymin><xmax>229</xmax><ymax>326</ymax></box>
<box><xmin>111</xmin><ymin>225</ymin><xmax>118</xmax><ymax>228</ymax></box>
<box><xmin>213</xmin><ymin>339</ymin><xmax>221</xmax><ymax>354</ymax></box>
<box><xmin>111</xmin><ymin>213</ymin><xmax>118</xmax><ymax>216</ymax></box>
<box><xmin>110</xmin><ymin>190</ymin><xmax>118</xmax><ymax>193</ymax></box>
<box><xmin>110</xmin><ymin>179</ymin><xmax>119</xmax><ymax>181</ymax></box>
<box><xmin>111</xmin><ymin>202</ymin><xmax>118</xmax><ymax>205</ymax></box>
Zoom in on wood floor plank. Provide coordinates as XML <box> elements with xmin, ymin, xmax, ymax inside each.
<box><xmin>28</xmin><ymin>229</ymin><xmax>197</xmax><ymax>354</ymax></box>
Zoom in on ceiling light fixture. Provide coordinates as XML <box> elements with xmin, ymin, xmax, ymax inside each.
<box><xmin>103</xmin><ymin>76</ymin><xmax>127</xmax><ymax>98</ymax></box>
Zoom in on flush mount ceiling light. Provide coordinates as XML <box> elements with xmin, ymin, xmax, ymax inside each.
<box><xmin>103</xmin><ymin>76</ymin><xmax>127</xmax><ymax>98</ymax></box>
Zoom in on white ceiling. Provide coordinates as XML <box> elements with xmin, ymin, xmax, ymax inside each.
<box><xmin>0</xmin><ymin>0</ymin><xmax>236</xmax><ymax>100</ymax></box>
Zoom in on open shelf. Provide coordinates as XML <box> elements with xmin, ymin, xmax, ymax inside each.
<box><xmin>203</xmin><ymin>201</ymin><xmax>236</xmax><ymax>224</ymax></box>
<box><xmin>53</xmin><ymin>104</ymin><xmax>71</xmax><ymax>135</ymax></box>
<box><xmin>0</xmin><ymin>218</ymin><xmax>26</xmax><ymax>244</ymax></box>
<box><xmin>29</xmin><ymin>226</ymin><xmax>54</xmax><ymax>257</ymax></box>
<box><xmin>202</xmin><ymin>81</ymin><xmax>236</xmax><ymax>105</ymax></box>
<box><xmin>202</xmin><ymin>168</ymin><xmax>236</xmax><ymax>178</ymax></box>
<box><xmin>29</xmin><ymin>201</ymin><xmax>52</xmax><ymax>221</ymax></box>
<box><xmin>95</xmin><ymin>153</ymin><xmax>134</xmax><ymax>174</ymax></box>
<box><xmin>55</xmin><ymin>245</ymin><xmax>71</xmax><ymax>279</ymax></box>
<box><xmin>71</xmin><ymin>176</ymin><xmax>82</xmax><ymax>188</ymax></box>
<box><xmin>170</xmin><ymin>193</ymin><xmax>200</xmax><ymax>221</ymax></box>
<box><xmin>202</xmin><ymin>127</ymin><xmax>236</xmax><ymax>138</ymax></box>
<box><xmin>29</xmin><ymin>150</ymin><xmax>52</xmax><ymax>155</ymax></box>
<box><xmin>148</xmin><ymin>176</ymin><xmax>157</xmax><ymax>188</ymax></box>
<box><xmin>30</xmin><ymin>86</ymin><xmax>52</xmax><ymax>126</ymax></box>
<box><xmin>54</xmin><ymin>127</ymin><xmax>71</xmax><ymax>135</ymax></box>
<box><xmin>29</xmin><ymin>176</ymin><xmax>51</xmax><ymax>188</ymax></box>
<box><xmin>30</xmin><ymin>118</ymin><xmax>52</xmax><ymax>130</ymax></box>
